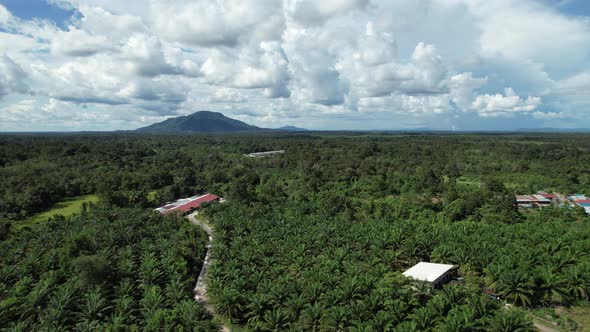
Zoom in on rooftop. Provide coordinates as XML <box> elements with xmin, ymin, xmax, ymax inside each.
<box><xmin>155</xmin><ymin>194</ymin><xmax>220</xmax><ymax>215</ymax></box>
<box><xmin>403</xmin><ymin>262</ymin><xmax>455</xmax><ymax>282</ymax></box>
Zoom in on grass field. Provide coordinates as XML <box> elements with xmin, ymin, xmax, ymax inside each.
<box><xmin>557</xmin><ymin>305</ymin><xmax>590</xmax><ymax>331</ymax></box>
<box><xmin>16</xmin><ymin>194</ymin><xmax>99</xmax><ymax>229</ymax></box>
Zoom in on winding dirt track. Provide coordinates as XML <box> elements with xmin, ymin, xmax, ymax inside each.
<box><xmin>187</xmin><ymin>211</ymin><xmax>230</xmax><ymax>332</ymax></box>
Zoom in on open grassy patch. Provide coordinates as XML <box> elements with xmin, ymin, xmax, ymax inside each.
<box><xmin>17</xmin><ymin>194</ymin><xmax>99</xmax><ymax>229</ymax></box>
<box><xmin>557</xmin><ymin>305</ymin><xmax>590</xmax><ymax>332</ymax></box>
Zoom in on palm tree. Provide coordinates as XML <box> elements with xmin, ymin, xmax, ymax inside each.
<box><xmin>322</xmin><ymin>306</ymin><xmax>350</xmax><ymax>331</ymax></box>
<box><xmin>441</xmin><ymin>307</ymin><xmax>475</xmax><ymax>332</ymax></box>
<box><xmin>486</xmin><ymin>310</ymin><xmax>535</xmax><ymax>332</ymax></box>
<box><xmin>537</xmin><ymin>267</ymin><xmax>567</xmax><ymax>305</ymax></box>
<box><xmin>300</xmin><ymin>304</ymin><xmax>322</xmax><ymax>332</ymax></box>
<box><xmin>263</xmin><ymin>307</ymin><xmax>292</xmax><ymax>331</ymax></box>
<box><xmin>40</xmin><ymin>280</ymin><xmax>77</xmax><ymax>327</ymax></box>
<box><xmin>79</xmin><ymin>287</ymin><xmax>110</xmax><ymax>322</ymax></box>
<box><xmin>563</xmin><ymin>264</ymin><xmax>590</xmax><ymax>301</ymax></box>
<box><xmin>410</xmin><ymin>306</ymin><xmax>438</xmax><ymax>331</ymax></box>
<box><xmin>214</xmin><ymin>288</ymin><xmax>242</xmax><ymax>323</ymax></box>
<box><xmin>467</xmin><ymin>294</ymin><xmax>498</xmax><ymax>321</ymax></box>
<box><xmin>245</xmin><ymin>293</ymin><xmax>270</xmax><ymax>324</ymax></box>
<box><xmin>140</xmin><ymin>286</ymin><xmax>165</xmax><ymax>320</ymax></box>
<box><xmin>495</xmin><ymin>270</ymin><xmax>534</xmax><ymax>307</ymax></box>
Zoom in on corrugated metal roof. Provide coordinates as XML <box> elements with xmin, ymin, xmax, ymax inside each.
<box><xmin>403</xmin><ymin>262</ymin><xmax>455</xmax><ymax>282</ymax></box>
<box><xmin>532</xmin><ymin>194</ymin><xmax>551</xmax><ymax>202</ymax></box>
<box><xmin>156</xmin><ymin>194</ymin><xmax>220</xmax><ymax>215</ymax></box>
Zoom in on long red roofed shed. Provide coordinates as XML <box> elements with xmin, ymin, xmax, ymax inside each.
<box><xmin>161</xmin><ymin>194</ymin><xmax>220</xmax><ymax>215</ymax></box>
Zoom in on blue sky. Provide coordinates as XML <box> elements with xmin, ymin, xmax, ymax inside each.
<box><xmin>0</xmin><ymin>0</ymin><xmax>589</xmax><ymax>131</ymax></box>
<box><xmin>0</xmin><ymin>0</ymin><xmax>78</xmax><ymax>27</ymax></box>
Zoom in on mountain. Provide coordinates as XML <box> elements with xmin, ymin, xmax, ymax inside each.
<box><xmin>136</xmin><ymin>111</ymin><xmax>262</xmax><ymax>133</ymax></box>
<box><xmin>278</xmin><ymin>126</ymin><xmax>308</xmax><ymax>131</ymax></box>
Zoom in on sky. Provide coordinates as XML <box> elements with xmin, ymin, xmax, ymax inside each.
<box><xmin>0</xmin><ymin>0</ymin><xmax>589</xmax><ymax>131</ymax></box>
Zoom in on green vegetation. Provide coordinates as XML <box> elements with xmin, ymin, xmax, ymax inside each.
<box><xmin>1</xmin><ymin>133</ymin><xmax>589</xmax><ymax>330</ymax></box>
<box><xmin>19</xmin><ymin>194</ymin><xmax>99</xmax><ymax>227</ymax></box>
<box><xmin>0</xmin><ymin>206</ymin><xmax>217</xmax><ymax>330</ymax></box>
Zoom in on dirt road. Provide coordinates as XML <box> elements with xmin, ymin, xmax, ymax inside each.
<box><xmin>187</xmin><ymin>211</ymin><xmax>230</xmax><ymax>332</ymax></box>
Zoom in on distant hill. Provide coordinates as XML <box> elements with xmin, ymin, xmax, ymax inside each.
<box><xmin>278</xmin><ymin>126</ymin><xmax>308</xmax><ymax>131</ymax></box>
<box><xmin>515</xmin><ymin>127</ymin><xmax>590</xmax><ymax>133</ymax></box>
<box><xmin>136</xmin><ymin>111</ymin><xmax>263</xmax><ymax>133</ymax></box>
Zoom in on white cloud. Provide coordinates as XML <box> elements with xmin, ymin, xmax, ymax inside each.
<box><xmin>437</xmin><ymin>0</ymin><xmax>590</xmax><ymax>78</ymax></box>
<box><xmin>0</xmin><ymin>4</ymin><xmax>11</xmax><ymax>24</ymax></box>
<box><xmin>532</xmin><ymin>111</ymin><xmax>565</xmax><ymax>120</ymax></box>
<box><xmin>0</xmin><ymin>0</ymin><xmax>589</xmax><ymax>130</ymax></box>
<box><xmin>0</xmin><ymin>99</ymin><xmax>36</xmax><ymax>122</ymax></box>
<box><xmin>201</xmin><ymin>41</ymin><xmax>290</xmax><ymax>97</ymax></box>
<box><xmin>287</xmin><ymin>0</ymin><xmax>369</xmax><ymax>25</ymax></box>
<box><xmin>449</xmin><ymin>72</ymin><xmax>488</xmax><ymax>109</ymax></box>
<box><xmin>208</xmin><ymin>88</ymin><xmax>248</xmax><ymax>103</ymax></box>
<box><xmin>472</xmin><ymin>87</ymin><xmax>541</xmax><ymax>117</ymax></box>
<box><xmin>0</xmin><ymin>55</ymin><xmax>28</xmax><ymax>99</ymax></box>
<box><xmin>51</xmin><ymin>28</ymin><xmax>112</xmax><ymax>56</ymax></box>
<box><xmin>150</xmin><ymin>0</ymin><xmax>283</xmax><ymax>47</ymax></box>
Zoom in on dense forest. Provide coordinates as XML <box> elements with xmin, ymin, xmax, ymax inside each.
<box><xmin>1</xmin><ymin>133</ymin><xmax>589</xmax><ymax>330</ymax></box>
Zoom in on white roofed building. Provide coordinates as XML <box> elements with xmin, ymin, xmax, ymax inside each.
<box><xmin>403</xmin><ymin>262</ymin><xmax>456</xmax><ymax>288</ymax></box>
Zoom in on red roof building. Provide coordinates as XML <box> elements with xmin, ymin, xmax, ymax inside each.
<box><xmin>156</xmin><ymin>194</ymin><xmax>221</xmax><ymax>215</ymax></box>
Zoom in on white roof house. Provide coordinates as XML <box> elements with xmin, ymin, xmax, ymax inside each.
<box><xmin>403</xmin><ymin>262</ymin><xmax>456</xmax><ymax>288</ymax></box>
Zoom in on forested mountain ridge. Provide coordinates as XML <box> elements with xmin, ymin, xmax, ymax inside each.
<box><xmin>136</xmin><ymin>111</ymin><xmax>263</xmax><ymax>133</ymax></box>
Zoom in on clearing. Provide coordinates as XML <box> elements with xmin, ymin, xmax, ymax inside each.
<box><xmin>17</xmin><ymin>194</ymin><xmax>99</xmax><ymax>229</ymax></box>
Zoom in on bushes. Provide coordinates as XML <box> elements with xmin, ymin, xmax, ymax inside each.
<box><xmin>72</xmin><ymin>255</ymin><xmax>107</xmax><ymax>287</ymax></box>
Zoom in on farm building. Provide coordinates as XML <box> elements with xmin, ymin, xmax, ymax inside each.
<box><xmin>246</xmin><ymin>150</ymin><xmax>285</xmax><ymax>157</ymax></box>
<box><xmin>516</xmin><ymin>193</ymin><xmax>553</xmax><ymax>208</ymax></box>
<box><xmin>155</xmin><ymin>194</ymin><xmax>221</xmax><ymax>215</ymax></box>
<box><xmin>403</xmin><ymin>262</ymin><xmax>456</xmax><ymax>288</ymax></box>
<box><xmin>568</xmin><ymin>194</ymin><xmax>587</xmax><ymax>202</ymax></box>
<box><xmin>565</xmin><ymin>194</ymin><xmax>590</xmax><ymax>215</ymax></box>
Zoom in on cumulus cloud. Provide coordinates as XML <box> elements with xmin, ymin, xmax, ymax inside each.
<box><xmin>448</xmin><ymin>72</ymin><xmax>488</xmax><ymax>109</ymax></box>
<box><xmin>201</xmin><ymin>41</ymin><xmax>290</xmax><ymax>98</ymax></box>
<box><xmin>51</xmin><ymin>28</ymin><xmax>112</xmax><ymax>56</ymax></box>
<box><xmin>472</xmin><ymin>88</ymin><xmax>541</xmax><ymax>117</ymax></box>
<box><xmin>0</xmin><ymin>4</ymin><xmax>11</xmax><ymax>24</ymax></box>
<box><xmin>150</xmin><ymin>0</ymin><xmax>283</xmax><ymax>47</ymax></box>
<box><xmin>0</xmin><ymin>99</ymin><xmax>36</xmax><ymax>122</ymax></box>
<box><xmin>287</xmin><ymin>0</ymin><xmax>369</xmax><ymax>25</ymax></box>
<box><xmin>0</xmin><ymin>55</ymin><xmax>28</xmax><ymax>99</ymax></box>
<box><xmin>208</xmin><ymin>88</ymin><xmax>248</xmax><ymax>103</ymax></box>
<box><xmin>1</xmin><ymin>0</ymin><xmax>590</xmax><ymax>130</ymax></box>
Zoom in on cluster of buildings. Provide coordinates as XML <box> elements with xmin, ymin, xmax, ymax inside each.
<box><xmin>155</xmin><ymin>193</ymin><xmax>221</xmax><ymax>215</ymax></box>
<box><xmin>568</xmin><ymin>194</ymin><xmax>590</xmax><ymax>215</ymax></box>
<box><xmin>515</xmin><ymin>191</ymin><xmax>589</xmax><ymax>215</ymax></box>
<box><xmin>515</xmin><ymin>192</ymin><xmax>555</xmax><ymax>209</ymax></box>
<box><xmin>246</xmin><ymin>150</ymin><xmax>285</xmax><ymax>158</ymax></box>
